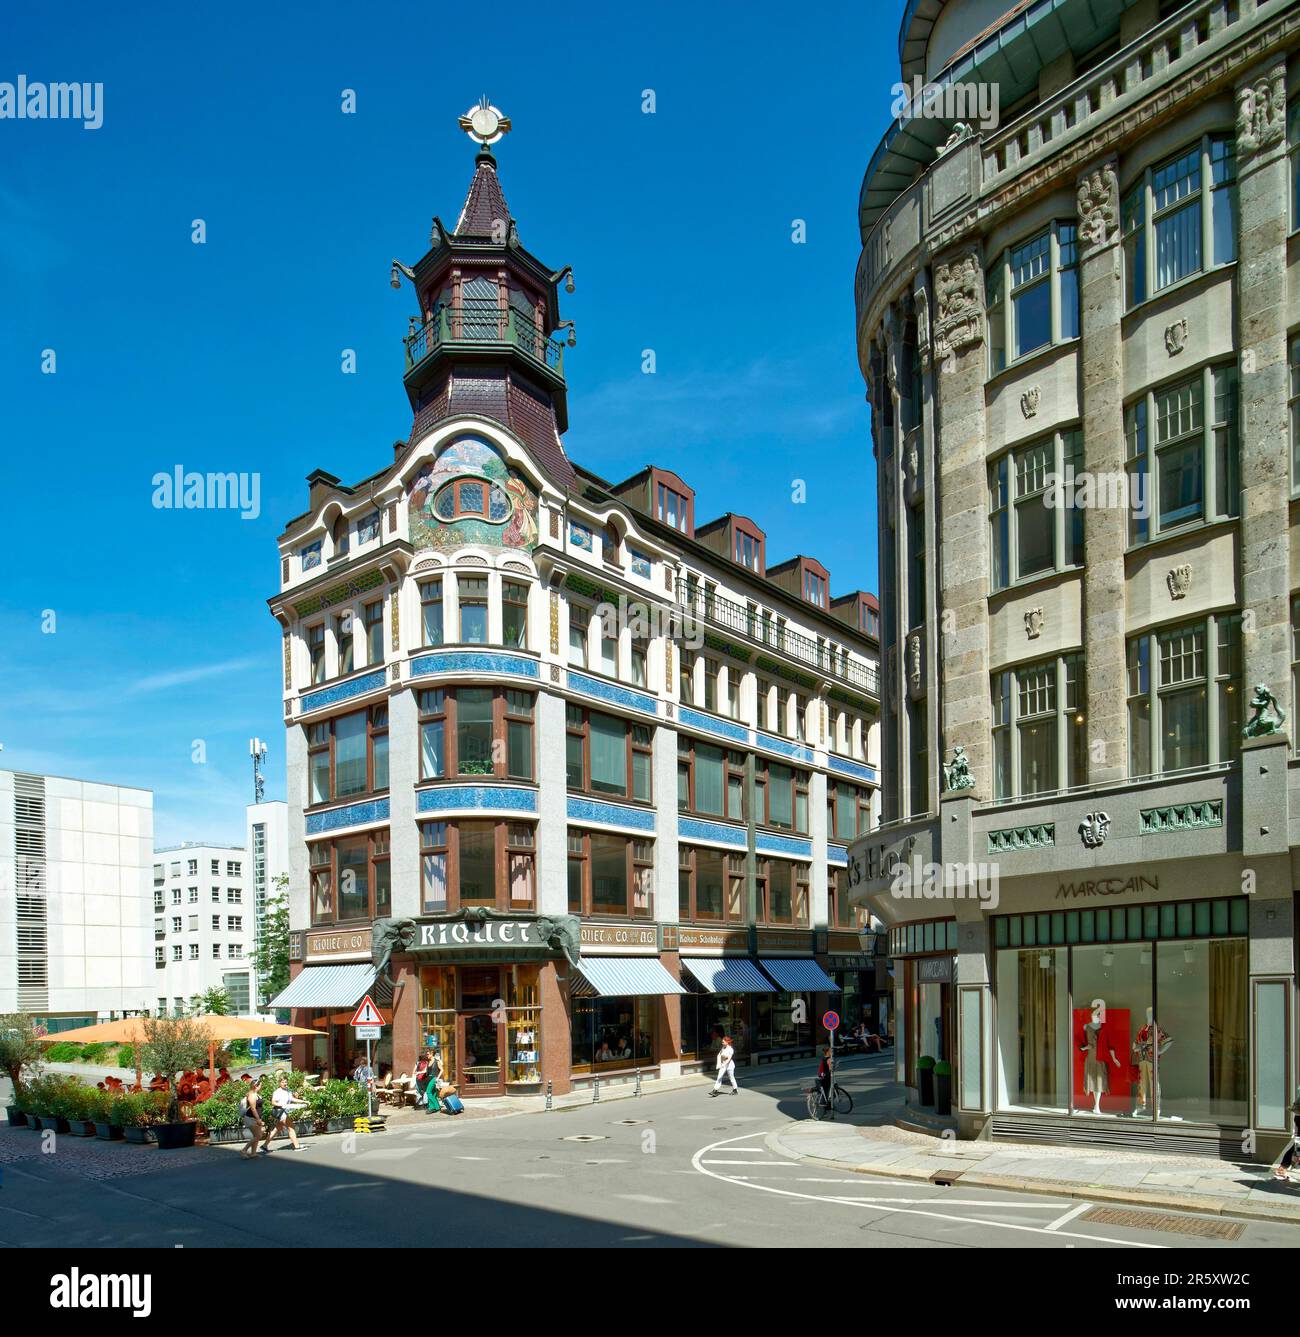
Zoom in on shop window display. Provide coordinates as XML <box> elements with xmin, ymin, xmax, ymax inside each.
<box><xmin>571</xmin><ymin>996</ymin><xmax>654</xmax><ymax>1072</ymax></box>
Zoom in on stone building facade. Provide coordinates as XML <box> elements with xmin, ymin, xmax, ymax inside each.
<box><xmin>850</xmin><ymin>0</ymin><xmax>1300</xmax><ymax>1157</ymax></box>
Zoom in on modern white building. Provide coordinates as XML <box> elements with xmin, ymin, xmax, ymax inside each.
<box><xmin>150</xmin><ymin>843</ymin><xmax>253</xmax><ymax>1016</ymax></box>
<box><xmin>245</xmin><ymin>799</ymin><xmax>290</xmax><ymax>1008</ymax></box>
<box><xmin>0</xmin><ymin>769</ymin><xmax>152</xmax><ymax>1029</ymax></box>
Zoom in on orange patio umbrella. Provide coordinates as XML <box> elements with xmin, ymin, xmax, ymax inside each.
<box><xmin>38</xmin><ymin>1017</ymin><xmax>153</xmax><ymax>1089</ymax></box>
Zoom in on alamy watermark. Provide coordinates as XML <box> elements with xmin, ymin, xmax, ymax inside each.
<box><xmin>890</xmin><ymin>76</ymin><xmax>999</xmax><ymax>132</ymax></box>
<box><xmin>1</xmin><ymin>76</ymin><xmax>102</xmax><ymax>130</ymax></box>
<box><xmin>1046</xmin><ymin>467</ymin><xmax>1151</xmax><ymax>520</ymax></box>
<box><xmin>890</xmin><ymin>857</ymin><xmax>1001</xmax><ymax>911</ymax></box>
<box><xmin>152</xmin><ymin>467</ymin><xmax>261</xmax><ymax>521</ymax></box>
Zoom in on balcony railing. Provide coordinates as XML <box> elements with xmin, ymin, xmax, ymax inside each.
<box><xmin>674</xmin><ymin>578</ymin><xmax>879</xmax><ymax>699</ymax></box>
<box><xmin>404</xmin><ymin>301</ymin><xmax>565</xmax><ymax>376</ymax></box>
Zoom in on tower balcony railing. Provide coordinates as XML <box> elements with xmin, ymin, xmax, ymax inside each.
<box><xmin>674</xmin><ymin>577</ymin><xmax>879</xmax><ymax>699</ymax></box>
<box><xmin>404</xmin><ymin>301</ymin><xmax>565</xmax><ymax>376</ymax></box>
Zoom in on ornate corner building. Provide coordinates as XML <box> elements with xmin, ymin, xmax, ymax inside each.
<box><xmin>266</xmin><ymin>109</ymin><xmax>882</xmax><ymax>1096</ymax></box>
<box><xmin>849</xmin><ymin>0</ymin><xmax>1300</xmax><ymax>1157</ymax></box>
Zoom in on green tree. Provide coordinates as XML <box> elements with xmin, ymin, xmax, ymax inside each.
<box><xmin>139</xmin><ymin>1015</ymin><xmax>214</xmax><ymax>1124</ymax></box>
<box><xmin>0</xmin><ymin>1012</ymin><xmax>46</xmax><ymax>1100</ymax></box>
<box><xmin>255</xmin><ymin>875</ymin><xmax>291</xmax><ymax>1009</ymax></box>
<box><xmin>189</xmin><ymin>987</ymin><xmax>231</xmax><ymax>1017</ymax></box>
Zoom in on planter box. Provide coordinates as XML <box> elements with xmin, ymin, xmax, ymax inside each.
<box><xmin>123</xmin><ymin>1126</ymin><xmax>154</xmax><ymax>1145</ymax></box>
<box><xmin>38</xmin><ymin>1116</ymin><xmax>71</xmax><ymax>1134</ymax></box>
<box><xmin>154</xmin><ymin>1121</ymin><xmax>197</xmax><ymax>1150</ymax></box>
<box><xmin>292</xmin><ymin>1121</ymin><xmax>315</xmax><ymax>1138</ymax></box>
<box><xmin>206</xmin><ymin>1125</ymin><xmax>241</xmax><ymax>1145</ymax></box>
<box><xmin>5</xmin><ymin>1106</ymin><xmax>28</xmax><ymax>1127</ymax></box>
<box><xmin>94</xmin><ymin>1122</ymin><xmax>124</xmax><ymax>1141</ymax></box>
<box><xmin>71</xmin><ymin>1119</ymin><xmax>98</xmax><ymax>1138</ymax></box>
<box><xmin>325</xmin><ymin>1117</ymin><xmax>352</xmax><ymax>1133</ymax></box>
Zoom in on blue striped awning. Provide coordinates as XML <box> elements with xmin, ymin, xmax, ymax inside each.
<box><xmin>268</xmin><ymin>963</ymin><xmax>377</xmax><ymax>1010</ymax></box>
<box><xmin>758</xmin><ymin>959</ymin><xmax>841</xmax><ymax>993</ymax></box>
<box><xmin>572</xmin><ymin>957</ymin><xmax>687</xmax><ymax>998</ymax></box>
<box><xmin>681</xmin><ymin>957</ymin><xmax>777</xmax><ymax>994</ymax></box>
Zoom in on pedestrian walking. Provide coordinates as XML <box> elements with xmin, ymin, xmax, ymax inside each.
<box><xmin>266</xmin><ymin>1074</ymin><xmax>309</xmax><ymax>1152</ymax></box>
<box><xmin>711</xmin><ymin>1035</ymin><xmax>738</xmax><ymax>1096</ymax></box>
<box><xmin>238</xmin><ymin>1081</ymin><xmax>266</xmax><ymax>1158</ymax></box>
<box><xmin>1272</xmin><ymin>1089</ymin><xmax>1300</xmax><ymax>1183</ymax></box>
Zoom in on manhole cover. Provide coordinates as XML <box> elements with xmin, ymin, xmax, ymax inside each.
<box><xmin>613</xmin><ymin>1118</ymin><xmax>650</xmax><ymax>1126</ymax></box>
<box><xmin>561</xmin><ymin>1134</ymin><xmax>608</xmax><ymax>1143</ymax></box>
<box><xmin>1080</xmin><ymin>1206</ymin><xmax>1244</xmax><ymax>1240</ymax></box>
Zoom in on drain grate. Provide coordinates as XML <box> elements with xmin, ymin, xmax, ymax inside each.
<box><xmin>561</xmin><ymin>1134</ymin><xmax>607</xmax><ymax>1143</ymax></box>
<box><xmin>1080</xmin><ymin>1206</ymin><xmax>1244</xmax><ymax>1240</ymax></box>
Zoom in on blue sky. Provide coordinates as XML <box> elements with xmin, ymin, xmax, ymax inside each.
<box><xmin>0</xmin><ymin>0</ymin><xmax>898</xmax><ymax>845</ymax></box>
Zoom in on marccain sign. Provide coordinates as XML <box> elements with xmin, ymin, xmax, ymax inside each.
<box><xmin>1055</xmin><ymin>874</ymin><xmax>1159</xmax><ymax>901</ymax></box>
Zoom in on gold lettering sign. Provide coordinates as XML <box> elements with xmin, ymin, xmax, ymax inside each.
<box><xmin>305</xmin><ymin>927</ymin><xmax>373</xmax><ymax>959</ymax></box>
<box><xmin>579</xmin><ymin>924</ymin><xmax>658</xmax><ymax>950</ymax></box>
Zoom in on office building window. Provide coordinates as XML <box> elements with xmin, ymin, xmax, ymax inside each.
<box><xmin>458</xmin><ymin>575</ymin><xmax>489</xmax><ymax>644</ymax></box>
<box><xmin>420</xmin><ymin>579</ymin><xmax>444</xmax><ymax>647</ymax></box>
<box><xmin>567</xmin><ymin>706</ymin><xmax>652</xmax><ymax>801</ymax></box>
<box><xmin>502</xmin><ymin>580</ymin><xmax>529</xmax><ymax>649</ymax></box>
<box><xmin>363</xmin><ymin>600</ymin><xmax>384</xmax><ymax>665</ymax></box>
<box><xmin>307</xmin><ymin>623</ymin><xmax>326</xmax><ymax>683</ymax></box>
<box><xmin>992</xmin><ymin>654</ymin><xmax>1088</xmax><ymax>799</ymax></box>
<box><xmin>986</xmin><ymin>222</ymin><xmax>1080</xmax><ymax>372</ymax></box>
<box><xmin>990</xmin><ymin>429</ymin><xmax>1083</xmax><ymax>590</ymax></box>
<box><xmin>417</xmin><ymin>686</ymin><xmax>534</xmax><ymax>781</ymax></box>
<box><xmin>306</xmin><ymin>705</ymin><xmax>389</xmax><ymax>804</ymax></box>
<box><xmin>566</xmin><ymin>829</ymin><xmax>654</xmax><ymax>918</ymax></box>
<box><xmin>309</xmin><ymin>829</ymin><xmax>391</xmax><ymax>924</ymax></box>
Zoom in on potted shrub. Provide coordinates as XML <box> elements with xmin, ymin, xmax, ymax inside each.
<box><xmin>311</xmin><ymin>1078</ymin><xmax>365</xmax><ymax>1132</ymax></box>
<box><xmin>933</xmin><ymin>1059</ymin><xmax>953</xmax><ymax>1116</ymax></box>
<box><xmin>113</xmin><ymin>1091</ymin><xmax>166</xmax><ymax>1144</ymax></box>
<box><xmin>65</xmin><ymin>1082</ymin><xmax>99</xmax><ymax>1137</ymax></box>
<box><xmin>917</xmin><ymin>1054</ymin><xmax>936</xmax><ymax>1107</ymax></box>
<box><xmin>138</xmin><ymin>1016</ymin><xmax>213</xmax><ymax>1151</ymax></box>
<box><xmin>91</xmin><ymin>1086</ymin><xmax>124</xmax><ymax>1141</ymax></box>
<box><xmin>0</xmin><ymin>1011</ymin><xmax>46</xmax><ymax>1127</ymax></box>
<box><xmin>29</xmin><ymin>1075</ymin><xmax>75</xmax><ymax>1133</ymax></box>
<box><xmin>193</xmin><ymin>1094</ymin><xmax>242</xmax><ymax>1144</ymax></box>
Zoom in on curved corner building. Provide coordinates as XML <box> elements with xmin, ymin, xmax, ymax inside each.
<box><xmin>850</xmin><ymin>0</ymin><xmax>1299</xmax><ymax>1156</ymax></box>
<box><xmin>266</xmin><ymin>120</ymin><xmax>883</xmax><ymax>1097</ymax></box>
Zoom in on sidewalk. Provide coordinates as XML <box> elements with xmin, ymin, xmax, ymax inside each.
<box><xmin>770</xmin><ymin>1119</ymin><xmax>1300</xmax><ymax>1224</ymax></box>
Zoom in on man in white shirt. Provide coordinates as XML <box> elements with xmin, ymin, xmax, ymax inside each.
<box><xmin>267</xmin><ymin>1074</ymin><xmax>308</xmax><ymax>1151</ymax></box>
<box><xmin>711</xmin><ymin>1035</ymin><xmax>738</xmax><ymax>1096</ymax></box>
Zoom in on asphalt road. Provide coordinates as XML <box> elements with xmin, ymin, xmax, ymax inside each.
<box><xmin>3</xmin><ymin>1056</ymin><xmax>1299</xmax><ymax>1249</ymax></box>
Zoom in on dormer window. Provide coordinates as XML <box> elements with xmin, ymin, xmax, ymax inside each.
<box><xmin>603</xmin><ymin>522</ymin><xmax>621</xmax><ymax>567</ymax></box>
<box><xmin>657</xmin><ymin>483</ymin><xmax>688</xmax><ymax>531</ymax></box>
<box><xmin>803</xmin><ymin>570</ymin><xmax>827</xmax><ymax>608</ymax></box>
<box><xmin>332</xmin><ymin>517</ymin><xmax>350</xmax><ymax>557</ymax></box>
<box><xmin>734</xmin><ymin>530</ymin><xmax>760</xmax><ymax>571</ymax></box>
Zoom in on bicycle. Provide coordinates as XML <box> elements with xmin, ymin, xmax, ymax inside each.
<box><xmin>804</xmin><ymin>1080</ymin><xmax>853</xmax><ymax>1121</ymax></box>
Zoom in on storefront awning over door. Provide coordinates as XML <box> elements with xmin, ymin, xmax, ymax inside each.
<box><xmin>758</xmin><ymin>959</ymin><xmax>840</xmax><ymax>993</ymax></box>
<box><xmin>681</xmin><ymin>957</ymin><xmax>776</xmax><ymax>994</ymax></box>
<box><xmin>268</xmin><ymin>963</ymin><xmax>377</xmax><ymax>1010</ymax></box>
<box><xmin>571</xmin><ymin>957</ymin><xmax>687</xmax><ymax>998</ymax></box>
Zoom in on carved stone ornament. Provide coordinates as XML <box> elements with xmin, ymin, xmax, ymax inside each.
<box><xmin>1236</xmin><ymin>64</ymin><xmax>1286</xmax><ymax>159</ymax></box>
<box><xmin>549</xmin><ymin>591</ymin><xmax>560</xmax><ymax>654</ymax></box>
<box><xmin>1019</xmin><ymin>386</ymin><xmax>1040</xmax><ymax>419</ymax></box>
<box><xmin>1024</xmin><ymin>607</ymin><xmax>1044</xmax><ymax>639</ymax></box>
<box><xmin>932</xmin><ymin>246</ymin><xmax>984</xmax><ymax>362</ymax></box>
<box><xmin>1166</xmin><ymin>563</ymin><xmax>1192</xmax><ymax>600</ymax></box>
<box><xmin>1164</xmin><ymin>317</ymin><xmax>1188</xmax><ymax>356</ymax></box>
<box><xmin>907</xmin><ymin>632</ymin><xmax>923</xmax><ymax>695</ymax></box>
<box><xmin>942</xmin><ymin>745</ymin><xmax>975</xmax><ymax>792</ymax></box>
<box><xmin>1079</xmin><ymin>811</ymin><xmax>1111</xmax><ymax>849</ymax></box>
<box><xmin>1076</xmin><ymin>162</ymin><xmax>1118</xmax><ymax>256</ymax></box>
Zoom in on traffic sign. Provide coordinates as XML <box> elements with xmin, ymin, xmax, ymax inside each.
<box><xmin>350</xmin><ymin>995</ymin><xmax>383</xmax><ymax>1027</ymax></box>
<box><xmin>822</xmin><ymin>1010</ymin><xmax>840</xmax><ymax>1032</ymax></box>
<box><xmin>355</xmin><ymin>1024</ymin><xmax>381</xmax><ymax>1040</ymax></box>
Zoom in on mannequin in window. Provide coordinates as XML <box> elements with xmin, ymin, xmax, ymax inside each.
<box><xmin>1079</xmin><ymin>1018</ymin><xmax>1121</xmax><ymax>1115</ymax></box>
<box><xmin>1132</xmin><ymin>1009</ymin><xmax>1174</xmax><ymax>1117</ymax></box>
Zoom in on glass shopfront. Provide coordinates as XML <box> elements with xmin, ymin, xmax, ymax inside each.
<box><xmin>752</xmin><ymin>991</ymin><xmax>812</xmax><ymax>1051</ymax></box>
<box><xmin>888</xmin><ymin>919</ymin><xmax>957</xmax><ymax>1089</ymax></box>
<box><xmin>993</xmin><ymin>898</ymin><xmax>1249</xmax><ymax>1124</ymax></box>
<box><xmin>682</xmin><ymin>994</ymin><xmax>751</xmax><ymax>1063</ymax></box>
<box><xmin>571</xmin><ymin>995</ymin><xmax>655</xmax><ymax>1072</ymax></box>
<box><xmin>417</xmin><ymin>962</ymin><xmax>543</xmax><ymax>1094</ymax></box>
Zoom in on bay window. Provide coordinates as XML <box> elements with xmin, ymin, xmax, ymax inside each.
<box><xmin>678</xmin><ymin>845</ymin><xmax>745</xmax><ymax>923</ymax></box>
<box><xmin>309</xmin><ymin>828</ymin><xmax>390</xmax><ymax>924</ymax></box>
<box><xmin>458</xmin><ymin>576</ymin><xmax>488</xmax><ymax>644</ymax></box>
<box><xmin>1123</xmin><ymin>135</ymin><xmax>1236</xmax><ymax>308</ymax></box>
<box><xmin>990</xmin><ymin>429</ymin><xmax>1083</xmax><ymax>590</ymax></box>
<box><xmin>420</xmin><ymin>579</ymin><xmax>444</xmax><ymax>647</ymax></box>
<box><xmin>363</xmin><ymin>600</ymin><xmax>384</xmax><ymax>665</ymax></box>
<box><xmin>567</xmin><ymin>829</ymin><xmax>654</xmax><ymax>918</ymax></box>
<box><xmin>306</xmin><ymin>705</ymin><xmax>388</xmax><ymax>804</ymax></box>
<box><xmin>756</xmin><ymin>858</ymin><xmax>810</xmax><ymax>927</ymax></box>
<box><xmin>678</xmin><ymin>738</ymin><xmax>745</xmax><ymax>819</ymax></box>
<box><xmin>1127</xmin><ymin>614</ymin><xmax>1241</xmax><ymax>778</ymax></box>
<box><xmin>417</xmin><ymin>687</ymin><xmax>534</xmax><ymax>781</ymax></box>
<box><xmin>986</xmin><ymin>222</ymin><xmax>1080</xmax><ymax>372</ymax></box>
<box><xmin>502</xmin><ymin>580</ymin><xmax>529</xmax><ymax>649</ymax></box>
<box><xmin>991</xmin><ymin>654</ymin><xmax>1087</xmax><ymax>800</ymax></box>
<box><xmin>419</xmin><ymin>819</ymin><xmax>536</xmax><ymax>914</ymax></box>
<box><xmin>566</xmin><ymin>706</ymin><xmax>652</xmax><ymax>801</ymax></box>
<box><xmin>1125</xmin><ymin>364</ymin><xmax>1238</xmax><ymax>542</ymax></box>
<box><xmin>754</xmin><ymin>759</ymin><xmax>809</xmax><ymax>833</ymax></box>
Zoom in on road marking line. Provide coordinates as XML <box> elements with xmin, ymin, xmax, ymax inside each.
<box><xmin>701</xmin><ymin>1159</ymin><xmax>804</xmax><ymax>1167</ymax></box>
<box><xmin>1046</xmin><ymin>1201</ymin><xmax>1093</xmax><ymax>1232</ymax></box>
<box><xmin>454</xmin><ymin>1155</ymin><xmax>490</xmax><ymax>1161</ymax></box>
<box><xmin>617</xmin><ymin>1194</ymin><xmax>675</xmax><ymax>1204</ymax></box>
<box><xmin>691</xmin><ymin>1132</ymin><xmax>1164</xmax><ymax>1250</ymax></box>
